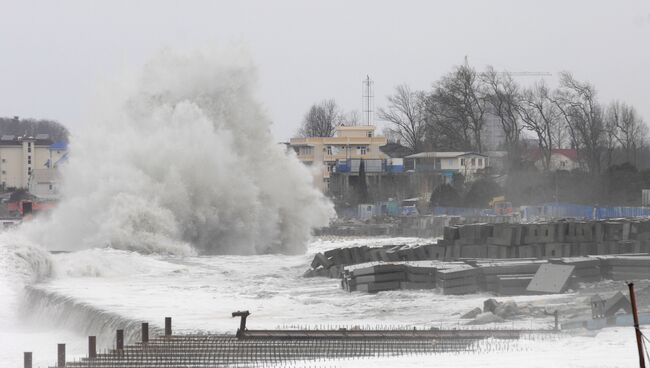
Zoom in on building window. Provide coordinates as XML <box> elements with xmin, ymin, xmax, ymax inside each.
<box><xmin>28</xmin><ymin>156</ymin><xmax>31</xmax><ymax>165</ymax></box>
<box><xmin>367</xmin><ymin>131</ymin><xmax>373</xmax><ymax>138</ymax></box>
<box><xmin>460</xmin><ymin>158</ymin><xmax>465</xmax><ymax>166</ymax></box>
<box><xmin>49</xmin><ymin>184</ymin><xmax>53</xmax><ymax>190</ymax></box>
<box><xmin>471</xmin><ymin>158</ymin><xmax>476</xmax><ymax>166</ymax></box>
<box><xmin>326</xmin><ymin>146</ymin><xmax>332</xmax><ymax>155</ymax></box>
<box><xmin>1</xmin><ymin>159</ymin><xmax>4</xmax><ymax>163</ymax></box>
<box><xmin>478</xmin><ymin>158</ymin><xmax>483</xmax><ymax>167</ymax></box>
<box><xmin>28</xmin><ymin>168</ymin><xmax>31</xmax><ymax>175</ymax></box>
<box><xmin>1</xmin><ymin>170</ymin><xmax>5</xmax><ymax>175</ymax></box>
<box><xmin>560</xmin><ymin>161</ymin><xmax>567</xmax><ymax>168</ymax></box>
<box><xmin>358</xmin><ymin>146</ymin><xmax>367</xmax><ymax>155</ymax></box>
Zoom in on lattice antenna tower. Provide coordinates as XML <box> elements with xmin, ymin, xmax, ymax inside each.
<box><xmin>362</xmin><ymin>75</ymin><xmax>374</xmax><ymax>126</ymax></box>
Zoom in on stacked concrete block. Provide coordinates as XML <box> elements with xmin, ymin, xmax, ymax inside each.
<box><xmin>604</xmin><ymin>222</ymin><xmax>625</xmax><ymax>242</ymax></box>
<box><xmin>486</xmin><ymin>245</ymin><xmax>510</xmax><ymax>259</ymax></box>
<box><xmin>457</xmin><ymin>223</ymin><xmax>493</xmax><ymax>245</ymax></box>
<box><xmin>342</xmin><ymin>264</ymin><xmax>406</xmax><ymax>292</ymax></box>
<box><xmin>600</xmin><ymin>256</ymin><xmax>650</xmax><ymax>281</ymax></box>
<box><xmin>550</xmin><ymin>257</ymin><xmax>601</xmax><ymax>283</ymax></box>
<box><xmin>478</xmin><ymin>260</ymin><xmax>544</xmax><ymax>293</ymax></box>
<box><xmin>460</xmin><ymin>244</ymin><xmax>488</xmax><ymax>258</ymax></box>
<box><xmin>523</xmin><ymin>223</ymin><xmax>556</xmax><ymax>244</ymax></box>
<box><xmin>425</xmin><ymin>244</ymin><xmax>446</xmax><ymax>260</ymax></box>
<box><xmin>401</xmin><ymin>265</ymin><xmax>437</xmax><ymax>290</ymax></box>
<box><xmin>436</xmin><ymin>266</ymin><xmax>479</xmax><ymax>295</ymax></box>
<box><xmin>487</xmin><ymin>224</ymin><xmax>521</xmax><ymax>246</ymax></box>
<box><xmin>497</xmin><ymin>275</ymin><xmax>534</xmax><ymax>295</ymax></box>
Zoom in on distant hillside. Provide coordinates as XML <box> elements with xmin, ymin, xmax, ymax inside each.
<box><xmin>0</xmin><ymin>117</ymin><xmax>69</xmax><ymax>143</ymax></box>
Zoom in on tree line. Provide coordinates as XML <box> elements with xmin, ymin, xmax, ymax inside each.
<box><xmin>0</xmin><ymin>116</ymin><xmax>69</xmax><ymax>143</ymax></box>
<box><xmin>298</xmin><ymin>61</ymin><xmax>647</xmax><ymax>174</ymax></box>
<box><xmin>381</xmin><ymin>62</ymin><xmax>646</xmax><ymax>173</ymax></box>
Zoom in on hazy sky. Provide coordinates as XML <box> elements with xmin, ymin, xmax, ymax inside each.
<box><xmin>1</xmin><ymin>0</ymin><xmax>649</xmax><ymax>141</ymax></box>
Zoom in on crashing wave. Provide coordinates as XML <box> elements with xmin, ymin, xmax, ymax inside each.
<box><xmin>23</xmin><ymin>47</ymin><xmax>334</xmax><ymax>256</ymax></box>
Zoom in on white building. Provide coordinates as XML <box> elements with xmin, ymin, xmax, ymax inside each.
<box><xmin>531</xmin><ymin>149</ymin><xmax>580</xmax><ymax>172</ymax></box>
<box><xmin>405</xmin><ymin>151</ymin><xmax>489</xmax><ymax>182</ymax></box>
<box><xmin>28</xmin><ymin>168</ymin><xmax>62</xmax><ymax>199</ymax></box>
<box><xmin>0</xmin><ymin>135</ymin><xmax>67</xmax><ymax>190</ymax></box>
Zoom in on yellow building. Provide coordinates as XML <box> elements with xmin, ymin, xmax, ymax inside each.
<box><xmin>289</xmin><ymin>125</ymin><xmax>388</xmax><ymax>191</ymax></box>
<box><xmin>0</xmin><ymin>134</ymin><xmax>68</xmax><ymax>190</ymax></box>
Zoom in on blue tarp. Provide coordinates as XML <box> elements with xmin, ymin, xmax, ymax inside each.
<box><xmin>523</xmin><ymin>202</ymin><xmax>650</xmax><ymax>220</ymax></box>
<box><xmin>432</xmin><ymin>207</ymin><xmax>495</xmax><ymax>216</ymax></box>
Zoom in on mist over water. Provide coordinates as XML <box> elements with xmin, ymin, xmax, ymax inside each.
<box><xmin>23</xmin><ymin>47</ymin><xmax>334</xmax><ymax>256</ymax></box>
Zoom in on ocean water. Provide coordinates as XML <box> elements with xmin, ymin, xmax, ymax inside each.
<box><xmin>2</xmin><ymin>236</ymin><xmax>646</xmax><ymax>367</ymax></box>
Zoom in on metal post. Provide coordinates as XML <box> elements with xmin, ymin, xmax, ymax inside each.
<box><xmin>165</xmin><ymin>317</ymin><xmax>172</xmax><ymax>337</ymax></box>
<box><xmin>628</xmin><ymin>283</ymin><xmax>646</xmax><ymax>368</ymax></box>
<box><xmin>232</xmin><ymin>310</ymin><xmax>251</xmax><ymax>338</ymax></box>
<box><xmin>142</xmin><ymin>322</ymin><xmax>149</xmax><ymax>343</ymax></box>
<box><xmin>57</xmin><ymin>344</ymin><xmax>65</xmax><ymax>368</ymax></box>
<box><xmin>116</xmin><ymin>329</ymin><xmax>124</xmax><ymax>351</ymax></box>
<box><xmin>554</xmin><ymin>310</ymin><xmax>559</xmax><ymax>331</ymax></box>
<box><xmin>23</xmin><ymin>352</ymin><xmax>32</xmax><ymax>368</ymax></box>
<box><xmin>88</xmin><ymin>336</ymin><xmax>96</xmax><ymax>358</ymax></box>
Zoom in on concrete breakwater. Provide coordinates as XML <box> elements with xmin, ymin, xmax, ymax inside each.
<box><xmin>315</xmin><ymin>214</ymin><xmax>515</xmax><ymax>238</ymax></box>
<box><xmin>306</xmin><ymin>218</ymin><xmax>650</xmax><ymax>295</ymax></box>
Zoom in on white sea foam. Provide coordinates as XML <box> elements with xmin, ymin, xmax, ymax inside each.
<box><xmin>22</xmin><ymin>46</ymin><xmax>334</xmax><ymax>256</ymax></box>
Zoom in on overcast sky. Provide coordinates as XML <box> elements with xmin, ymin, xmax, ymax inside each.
<box><xmin>1</xmin><ymin>0</ymin><xmax>649</xmax><ymax>141</ymax></box>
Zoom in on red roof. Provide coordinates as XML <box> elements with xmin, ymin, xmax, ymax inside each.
<box><xmin>528</xmin><ymin>148</ymin><xmax>578</xmax><ymax>162</ymax></box>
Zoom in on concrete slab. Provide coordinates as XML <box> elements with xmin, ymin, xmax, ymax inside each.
<box><xmin>406</xmin><ymin>272</ymin><xmax>435</xmax><ymax>282</ymax></box>
<box><xmin>526</xmin><ymin>263</ymin><xmax>575</xmax><ymax>294</ymax></box>
<box><xmin>356</xmin><ymin>281</ymin><xmax>401</xmax><ymax>293</ymax></box>
<box><xmin>352</xmin><ymin>264</ymin><xmax>406</xmax><ymax>277</ymax></box>
<box><xmin>355</xmin><ymin>271</ymin><xmax>406</xmax><ymax>284</ymax></box>
<box><xmin>400</xmin><ymin>281</ymin><xmax>436</xmax><ymax>290</ymax></box>
<box><xmin>441</xmin><ymin>284</ymin><xmax>478</xmax><ymax>295</ymax></box>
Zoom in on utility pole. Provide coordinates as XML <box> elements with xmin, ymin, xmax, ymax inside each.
<box><xmin>362</xmin><ymin>75</ymin><xmax>374</xmax><ymax>126</ymax></box>
<box><xmin>628</xmin><ymin>282</ymin><xmax>646</xmax><ymax>368</ymax></box>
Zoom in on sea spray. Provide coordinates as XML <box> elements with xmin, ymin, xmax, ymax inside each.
<box><xmin>0</xmin><ymin>231</ymin><xmax>52</xmax><ymax>325</ymax></box>
<box><xmin>23</xmin><ymin>47</ymin><xmax>335</xmax><ymax>255</ymax></box>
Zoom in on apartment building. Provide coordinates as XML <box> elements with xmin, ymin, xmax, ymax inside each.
<box><xmin>0</xmin><ymin>134</ymin><xmax>67</xmax><ymax>190</ymax></box>
<box><xmin>289</xmin><ymin>125</ymin><xmax>389</xmax><ymax>191</ymax></box>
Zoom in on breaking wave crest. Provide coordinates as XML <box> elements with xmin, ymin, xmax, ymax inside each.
<box><xmin>22</xmin><ymin>46</ymin><xmax>334</xmax><ymax>255</ymax></box>
<box><xmin>21</xmin><ymin>287</ymin><xmax>163</xmax><ymax>346</ymax></box>
<box><xmin>0</xmin><ymin>232</ymin><xmax>53</xmax><ymax>326</ymax></box>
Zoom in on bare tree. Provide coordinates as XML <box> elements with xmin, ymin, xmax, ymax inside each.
<box><xmin>340</xmin><ymin>110</ymin><xmax>360</xmax><ymax>126</ymax></box>
<box><xmin>605</xmin><ymin>101</ymin><xmax>647</xmax><ymax>166</ymax></box>
<box><xmin>553</xmin><ymin>72</ymin><xmax>605</xmax><ymax>173</ymax></box>
<box><xmin>426</xmin><ymin>62</ymin><xmax>488</xmax><ymax>152</ymax></box>
<box><xmin>297</xmin><ymin>99</ymin><xmax>341</xmax><ymax>137</ymax></box>
<box><xmin>378</xmin><ymin>84</ymin><xmax>427</xmax><ymax>153</ymax></box>
<box><xmin>481</xmin><ymin>67</ymin><xmax>522</xmax><ymax>168</ymax></box>
<box><xmin>517</xmin><ymin>81</ymin><xmax>561</xmax><ymax>171</ymax></box>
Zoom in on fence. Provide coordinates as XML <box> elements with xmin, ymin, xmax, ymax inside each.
<box><xmin>432</xmin><ymin>207</ymin><xmax>496</xmax><ymax>217</ymax></box>
<box><xmin>521</xmin><ymin>203</ymin><xmax>650</xmax><ymax>221</ymax></box>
